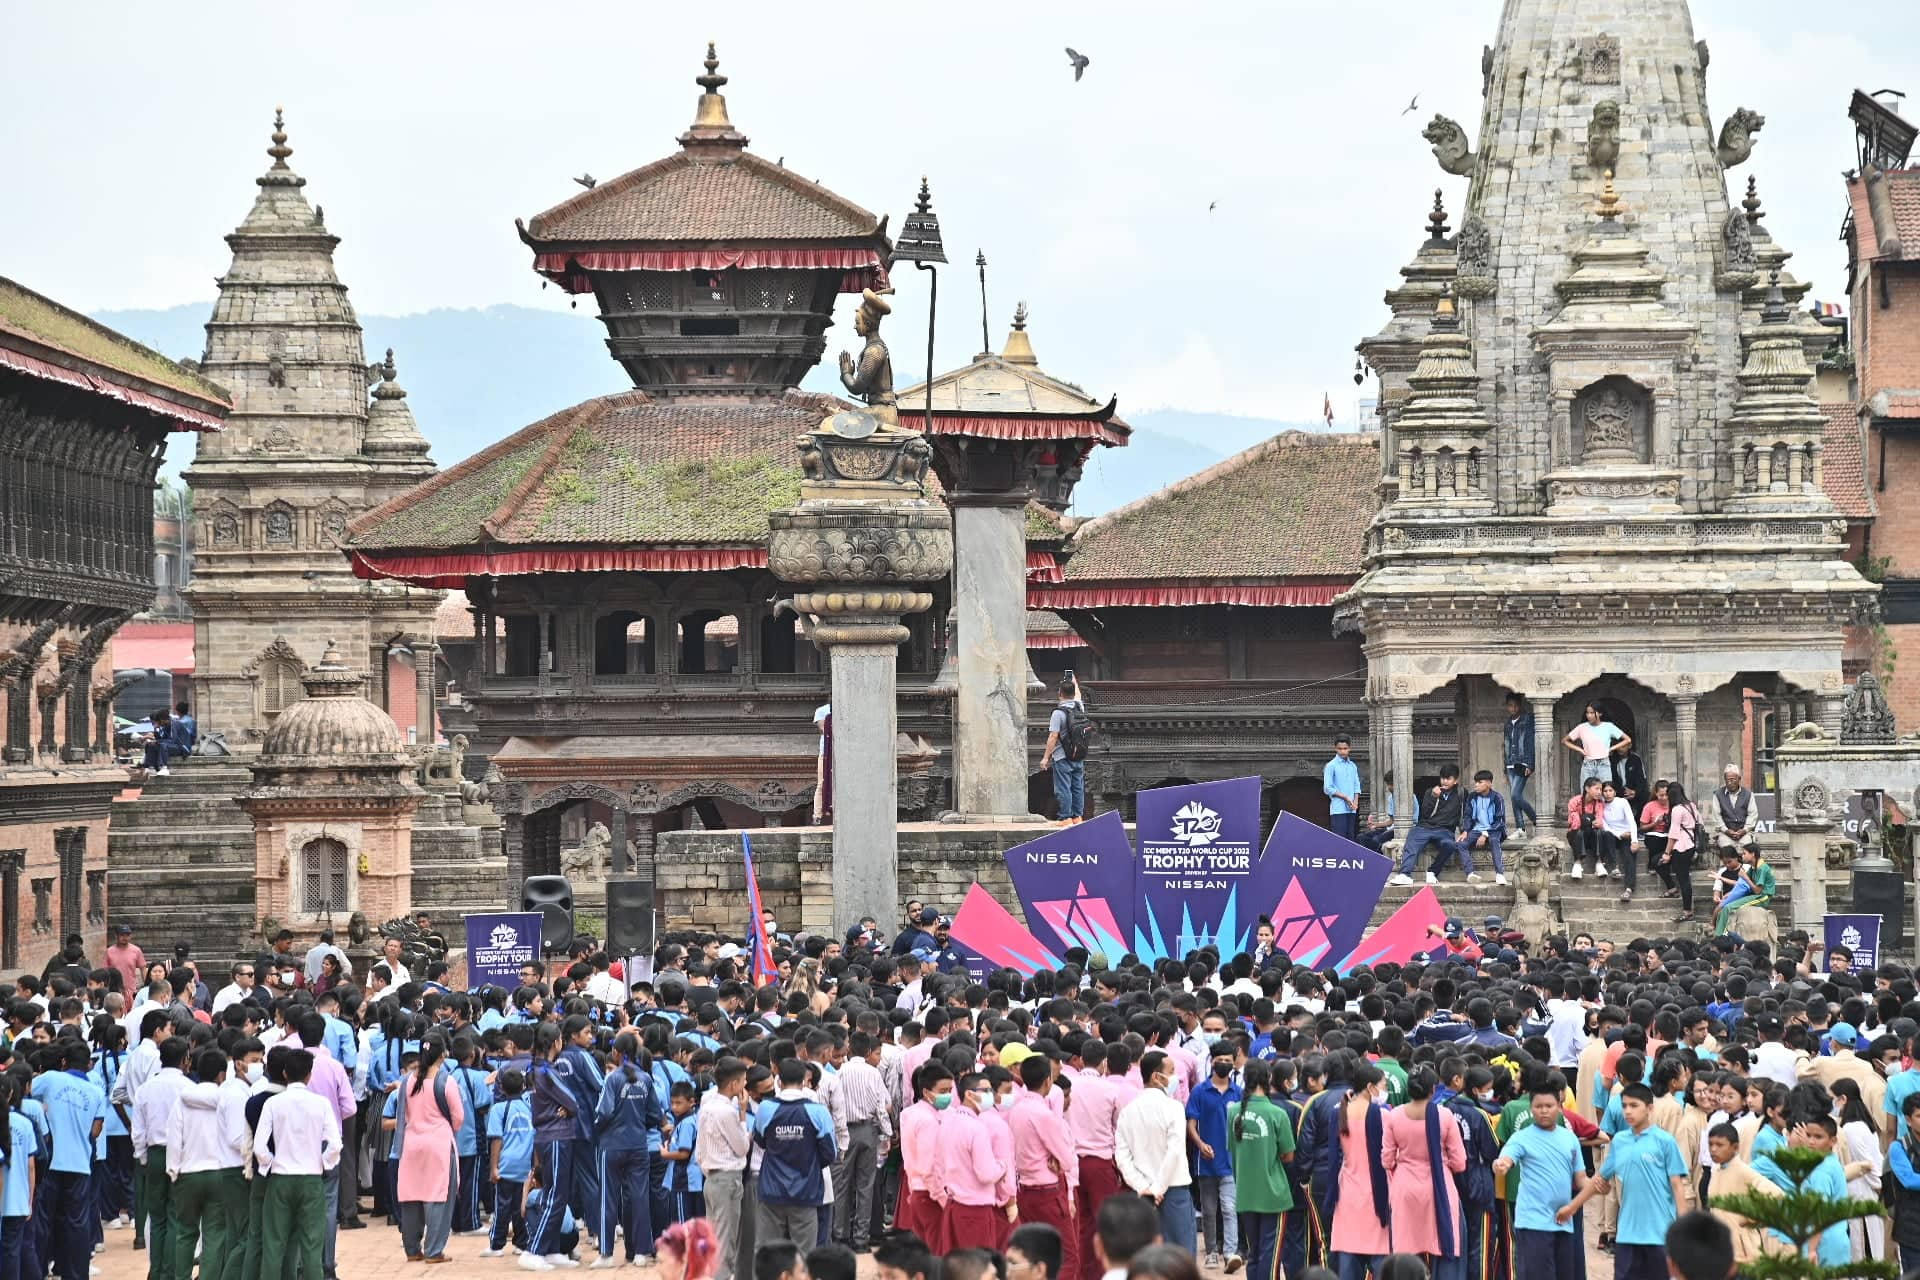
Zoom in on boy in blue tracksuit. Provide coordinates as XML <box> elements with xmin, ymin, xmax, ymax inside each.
<box><xmin>595</xmin><ymin>1036</ymin><xmax>666</xmax><ymax>1266</ymax></box>
<box><xmin>481</xmin><ymin>1070</ymin><xmax>533</xmax><ymax>1257</ymax></box>
<box><xmin>663</xmin><ymin>1082</ymin><xmax>704</xmax><ymax>1224</ymax></box>
<box><xmin>553</xmin><ymin>1018</ymin><xmax>606</xmax><ymax>1253</ymax></box>
<box><xmin>751</xmin><ymin>1059</ymin><xmax>837</xmax><ymax>1247</ymax></box>
<box><xmin>647</xmin><ymin>1045</ymin><xmax>692</xmax><ymax>1239</ymax></box>
<box><xmin>449</xmin><ymin>1040</ymin><xmax>493</xmax><ymax>1235</ymax></box>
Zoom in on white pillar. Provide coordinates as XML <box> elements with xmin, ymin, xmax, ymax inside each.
<box><xmin>828</xmin><ymin>639</ymin><xmax>903</xmax><ymax>932</ymax></box>
<box><xmin>950</xmin><ymin>500</ymin><xmax>1035</xmax><ymax>818</ymax></box>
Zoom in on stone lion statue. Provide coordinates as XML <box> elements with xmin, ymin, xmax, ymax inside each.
<box><xmin>1424</xmin><ymin>115</ymin><xmax>1476</xmax><ymax>177</ymax></box>
<box><xmin>1509</xmin><ymin>844</ymin><xmax>1556</xmax><ymax>945</ymax></box>
<box><xmin>1716</xmin><ymin>108</ymin><xmax>1765</xmax><ymax>168</ymax></box>
<box><xmin>560</xmin><ymin>822</ymin><xmax>612</xmax><ymax>880</ymax></box>
<box><xmin>1588</xmin><ymin>100</ymin><xmax>1620</xmax><ymax>171</ymax></box>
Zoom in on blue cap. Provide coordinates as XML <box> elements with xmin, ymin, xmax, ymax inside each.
<box><xmin>1830</xmin><ymin>1022</ymin><xmax>1858</xmax><ymax>1046</ymax></box>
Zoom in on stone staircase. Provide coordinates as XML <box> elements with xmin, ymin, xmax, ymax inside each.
<box><xmin>107</xmin><ymin>755</ymin><xmax>508</xmax><ymax>969</ymax></box>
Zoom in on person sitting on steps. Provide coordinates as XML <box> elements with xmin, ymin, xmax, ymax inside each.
<box><xmin>1390</xmin><ymin>764</ymin><xmax>1465</xmax><ymax>887</ymax></box>
<box><xmin>1565</xmin><ymin>776</ymin><xmax>1616</xmax><ymax>881</ymax></box>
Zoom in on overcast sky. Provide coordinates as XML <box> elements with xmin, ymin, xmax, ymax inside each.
<box><xmin>3</xmin><ymin>1</ymin><xmax>1908</xmax><ymax>423</ymax></box>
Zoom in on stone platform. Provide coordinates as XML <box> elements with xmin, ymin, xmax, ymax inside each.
<box><xmin>108</xmin><ymin>755</ymin><xmax>508</xmax><ymax>966</ymax></box>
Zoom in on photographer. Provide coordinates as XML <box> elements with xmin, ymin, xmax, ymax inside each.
<box><xmin>1040</xmin><ymin>671</ymin><xmax>1090</xmax><ymax>825</ymax></box>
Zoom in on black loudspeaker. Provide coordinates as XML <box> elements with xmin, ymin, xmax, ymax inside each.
<box><xmin>521</xmin><ymin>875</ymin><xmax>575</xmax><ymax>956</ymax></box>
<box><xmin>605</xmin><ymin>877</ymin><xmax>657</xmax><ymax>957</ymax></box>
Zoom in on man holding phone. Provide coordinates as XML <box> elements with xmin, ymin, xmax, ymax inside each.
<box><xmin>1040</xmin><ymin>672</ymin><xmax>1090</xmax><ymax>825</ymax></box>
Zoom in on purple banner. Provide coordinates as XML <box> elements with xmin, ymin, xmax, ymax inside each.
<box><xmin>1249</xmin><ymin>812</ymin><xmax>1396</xmax><ymax>971</ymax></box>
<box><xmin>1824</xmin><ymin>913</ymin><xmax>1882</xmax><ymax>970</ymax></box>
<box><xmin>1134</xmin><ymin>776</ymin><xmax>1264</xmax><ymax>961</ymax></box>
<box><xmin>1003</xmin><ymin>812</ymin><xmax>1136</xmax><ymax>961</ymax></box>
<box><xmin>465</xmin><ymin>911</ymin><xmax>542</xmax><ymax>991</ymax></box>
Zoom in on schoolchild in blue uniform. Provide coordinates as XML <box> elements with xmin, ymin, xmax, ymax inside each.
<box><xmin>595</xmin><ymin>1032</ymin><xmax>666</xmax><ymax>1265</ymax></box>
<box><xmin>480</xmin><ymin>1069</ymin><xmax>534</xmax><ymax>1258</ymax></box>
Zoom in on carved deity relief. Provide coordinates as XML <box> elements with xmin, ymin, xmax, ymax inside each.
<box><xmin>212</xmin><ymin>513</ymin><xmax>240</xmax><ymax>547</ymax></box>
<box><xmin>1572</xmin><ymin>377</ymin><xmax>1648</xmax><ymax>464</ymax></box>
<box><xmin>264</xmin><ymin>505</ymin><xmax>296</xmax><ymax>547</ymax></box>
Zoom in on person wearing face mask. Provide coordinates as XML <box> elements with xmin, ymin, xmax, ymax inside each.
<box><xmin>1007</xmin><ymin>1055</ymin><xmax>1080</xmax><ymax>1280</ymax></box>
<box><xmin>1185</xmin><ymin>1047</ymin><xmax>1243</xmax><ymax>1271</ymax></box>
<box><xmin>982</xmin><ymin>1069</ymin><xmax>1022</xmax><ymax>1238</ymax></box>
<box><xmin>935</xmin><ymin>1071</ymin><xmax>1012</xmax><ymax>1252</ymax></box>
<box><xmin>1114</xmin><ymin>1051</ymin><xmax>1195</xmax><ymax>1253</ymax></box>
<box><xmin>895</xmin><ymin>1064</ymin><xmax>952</xmax><ymax>1246</ymax></box>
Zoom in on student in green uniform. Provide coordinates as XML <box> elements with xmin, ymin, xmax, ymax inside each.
<box><xmin>1226</xmin><ymin>1061</ymin><xmax>1296</xmax><ymax>1280</ymax></box>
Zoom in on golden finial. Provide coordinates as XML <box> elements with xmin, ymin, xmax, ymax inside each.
<box><xmin>1002</xmin><ymin>301</ymin><xmax>1038</xmax><ymax>365</ymax></box>
<box><xmin>687</xmin><ymin>41</ymin><xmax>737</xmax><ymax>137</ymax></box>
<box><xmin>267</xmin><ymin>106</ymin><xmax>292</xmax><ymax>168</ymax></box>
<box><xmin>1595</xmin><ymin>169</ymin><xmax>1623</xmax><ymax>222</ymax></box>
<box><xmin>1432</xmin><ymin>283</ymin><xmax>1459</xmax><ymax>331</ymax></box>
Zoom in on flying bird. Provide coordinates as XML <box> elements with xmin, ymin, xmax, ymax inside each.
<box><xmin>1208</xmin><ymin>201</ymin><xmax>1216</xmax><ymax>213</ymax></box>
<box><xmin>1401</xmin><ymin>93</ymin><xmax>1420</xmax><ymax>116</ymax></box>
<box><xmin>1065</xmin><ymin>47</ymin><xmax>1090</xmax><ymax>81</ymax></box>
<box><xmin>573</xmin><ymin>173</ymin><xmax>597</xmax><ymax>189</ymax></box>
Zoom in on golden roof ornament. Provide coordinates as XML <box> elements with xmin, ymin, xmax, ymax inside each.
<box><xmin>1595</xmin><ymin>169</ymin><xmax>1624</xmax><ymax>223</ymax></box>
<box><xmin>1002</xmin><ymin>302</ymin><xmax>1038</xmax><ymax>365</ymax></box>
<box><xmin>680</xmin><ymin>41</ymin><xmax>748</xmax><ymax>152</ymax></box>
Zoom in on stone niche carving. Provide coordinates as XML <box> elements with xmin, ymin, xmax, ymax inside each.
<box><xmin>263</xmin><ymin>502</ymin><xmax>296</xmax><ymax>547</ymax></box>
<box><xmin>1454</xmin><ymin>216</ymin><xmax>1495</xmax><ymax>298</ymax></box>
<box><xmin>1572</xmin><ymin>376</ymin><xmax>1649</xmax><ymax>465</ymax></box>
<box><xmin>211</xmin><ymin>511</ymin><xmax>240</xmax><ymax>547</ymax></box>
<box><xmin>1580</xmin><ymin>34</ymin><xmax>1621</xmax><ymax>84</ymax></box>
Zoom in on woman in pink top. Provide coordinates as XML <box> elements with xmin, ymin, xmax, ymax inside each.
<box><xmin>1328</xmin><ymin>1065</ymin><xmax>1391</xmax><ymax>1272</ymax></box>
<box><xmin>1640</xmin><ymin>781</ymin><xmax>1674</xmax><ymax>897</ymax></box>
<box><xmin>1380</xmin><ymin>1066</ymin><xmax>1466</xmax><ymax>1267</ymax></box>
<box><xmin>1665</xmin><ymin>781</ymin><xmax>1705</xmax><ymax>924</ymax></box>
<box><xmin>394</xmin><ymin>1037</ymin><xmax>465</xmax><ymax>1263</ymax></box>
<box><xmin>897</xmin><ymin>1062</ymin><xmax>953</xmax><ymax>1245</ymax></box>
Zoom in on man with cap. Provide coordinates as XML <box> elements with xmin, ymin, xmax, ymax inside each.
<box><xmin>105</xmin><ymin>924</ymin><xmax>145</xmax><ymax>996</ymax></box>
<box><xmin>1799</xmin><ymin>1023</ymin><xmax>1887</xmax><ymax>1139</ymax></box>
<box><xmin>930</xmin><ymin>917</ymin><xmax>966</xmax><ymax>975</ymax></box>
<box><xmin>1425</xmin><ymin>918</ymin><xmax>1484</xmax><ymax>966</ymax></box>
<box><xmin>1711</xmin><ymin>765</ymin><xmax>1763</xmax><ymax>858</ymax></box>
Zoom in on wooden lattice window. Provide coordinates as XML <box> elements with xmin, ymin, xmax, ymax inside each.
<box><xmin>260</xmin><ymin>656</ymin><xmax>302</xmax><ymax>716</ymax></box>
<box><xmin>299</xmin><ymin>837</ymin><xmax>349</xmax><ymax>914</ymax></box>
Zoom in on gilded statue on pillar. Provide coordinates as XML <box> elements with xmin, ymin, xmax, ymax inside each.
<box><xmin>838</xmin><ymin>288</ymin><xmax>898</xmax><ymax>427</ymax></box>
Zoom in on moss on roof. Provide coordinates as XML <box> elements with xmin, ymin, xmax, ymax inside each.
<box><xmin>0</xmin><ymin>276</ymin><xmax>229</xmax><ymax>405</ymax></box>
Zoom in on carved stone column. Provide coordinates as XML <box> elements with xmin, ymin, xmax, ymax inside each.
<box><xmin>1781</xmin><ymin>812</ymin><xmax>1831</xmax><ymax>932</ymax></box>
<box><xmin>503</xmin><ymin>812</ymin><xmax>527</xmax><ymax>890</ymax></box>
<box><xmin>946</xmin><ymin>493</ymin><xmax>1038</xmax><ymax>819</ymax></box>
<box><xmin>769</xmin><ymin>421</ymin><xmax>952</xmax><ymax>935</ymax></box>
<box><xmin>1389</xmin><ymin>698</ymin><xmax>1416</xmax><ymax>841</ymax></box>
<box><xmin>1672</xmin><ymin>694</ymin><xmax>1699</xmax><ymax>797</ymax></box>
<box><xmin>1815</xmin><ymin>692</ymin><xmax>1846</xmax><ymax>738</ymax></box>
<box><xmin>1529</xmin><ymin>695</ymin><xmax>1560</xmax><ymax>831</ymax></box>
<box><xmin>415</xmin><ymin>642</ymin><xmax>437</xmax><ymax>746</ymax></box>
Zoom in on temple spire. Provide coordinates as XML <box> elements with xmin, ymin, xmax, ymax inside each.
<box><xmin>680</xmin><ymin>42</ymin><xmax>748</xmax><ymax>154</ymax></box>
<box><xmin>1001</xmin><ymin>302</ymin><xmax>1037</xmax><ymax>365</ymax></box>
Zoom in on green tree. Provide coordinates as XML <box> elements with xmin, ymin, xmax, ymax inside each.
<box><xmin>1709</xmin><ymin>1143</ymin><xmax>1896</xmax><ymax>1278</ymax></box>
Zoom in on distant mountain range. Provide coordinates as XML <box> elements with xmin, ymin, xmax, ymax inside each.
<box><xmin>95</xmin><ymin>302</ymin><xmax>1336</xmax><ymax>516</ymax></box>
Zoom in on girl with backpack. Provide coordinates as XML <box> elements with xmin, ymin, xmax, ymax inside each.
<box><xmin>448</xmin><ymin>1035</ymin><xmax>494</xmax><ymax>1238</ymax></box>
<box><xmin>395</xmin><ymin>1034</ymin><xmax>465</xmax><ymax>1263</ymax></box>
<box><xmin>526</xmin><ymin>1021</ymin><xmax>580</xmax><ymax>1271</ymax></box>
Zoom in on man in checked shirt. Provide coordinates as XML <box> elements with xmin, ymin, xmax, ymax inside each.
<box><xmin>835</xmin><ymin>1030</ymin><xmax>893</xmax><ymax>1251</ymax></box>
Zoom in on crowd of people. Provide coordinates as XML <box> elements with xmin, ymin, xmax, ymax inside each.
<box><xmin>13</xmin><ymin>893</ymin><xmax>1916</xmax><ymax>1280</ymax></box>
<box><xmin>1328</xmin><ymin>701</ymin><xmax>1776</xmax><ymax>924</ymax></box>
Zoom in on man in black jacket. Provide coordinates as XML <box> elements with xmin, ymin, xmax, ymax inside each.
<box><xmin>1390</xmin><ymin>764</ymin><xmax>1466</xmax><ymax>886</ymax></box>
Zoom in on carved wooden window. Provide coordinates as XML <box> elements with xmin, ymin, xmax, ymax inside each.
<box><xmin>639</xmin><ymin>280</ymin><xmax>673</xmax><ymax>311</ymax></box>
<box><xmin>299</xmin><ymin>838</ymin><xmax>349</xmax><ymax>914</ymax></box>
<box><xmin>259</xmin><ymin>656</ymin><xmax>302</xmax><ymax>716</ymax></box>
<box><xmin>55</xmin><ymin>826</ymin><xmax>83</xmax><ymax>942</ymax></box>
<box><xmin>29</xmin><ymin>878</ymin><xmax>52</xmax><ymax>937</ymax></box>
<box><xmin>0</xmin><ymin>851</ymin><xmax>22</xmax><ymax>968</ymax></box>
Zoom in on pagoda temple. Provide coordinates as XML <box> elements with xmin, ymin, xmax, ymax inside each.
<box><xmin>347</xmin><ymin>48</ymin><xmax>949</xmax><ymax>888</ymax></box>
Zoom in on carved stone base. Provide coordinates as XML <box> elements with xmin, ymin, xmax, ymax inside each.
<box><xmin>1544</xmin><ymin>466</ymin><xmax>1683</xmax><ymax>515</ymax></box>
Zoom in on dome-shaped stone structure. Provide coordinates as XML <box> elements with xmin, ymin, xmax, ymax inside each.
<box><xmin>259</xmin><ymin>639</ymin><xmax>409</xmax><ymax>759</ymax></box>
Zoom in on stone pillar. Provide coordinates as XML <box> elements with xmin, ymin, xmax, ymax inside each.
<box><xmin>1389</xmin><ymin>698</ymin><xmax>1416</xmax><ymax>840</ymax></box>
<box><xmin>768</xmin><ymin>453</ymin><xmax>951</xmax><ymax>935</ymax></box>
<box><xmin>949</xmin><ymin>497</ymin><xmax>1037</xmax><ymax>819</ymax></box>
<box><xmin>612</xmin><ymin>808</ymin><xmax>631</xmax><ymax>876</ymax></box>
<box><xmin>1672</xmin><ymin>694</ymin><xmax>1699</xmax><ymax>797</ymax></box>
<box><xmin>1816</xmin><ymin>693</ymin><xmax>1846</xmax><ymax>737</ymax></box>
<box><xmin>1781</xmin><ymin>814</ymin><xmax>1829</xmax><ymax>932</ymax></box>
<box><xmin>415</xmin><ymin>642</ymin><xmax>437</xmax><ymax>746</ymax></box>
<box><xmin>503</xmin><ymin>812</ymin><xmax>526</xmax><ymax>890</ymax></box>
<box><xmin>1529</xmin><ymin>695</ymin><xmax>1560</xmax><ymax>830</ymax></box>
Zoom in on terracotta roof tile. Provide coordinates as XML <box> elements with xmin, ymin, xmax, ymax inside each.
<box><xmin>350</xmin><ymin>390</ymin><xmax>849</xmax><ymax>551</ymax></box>
<box><xmin>1849</xmin><ymin>168</ymin><xmax>1920</xmax><ymax>261</ymax></box>
<box><xmin>434</xmin><ymin>590</ymin><xmax>475</xmax><ymax>639</ymax></box>
<box><xmin>1819</xmin><ymin>402</ymin><xmax>1876</xmax><ymax>520</ymax></box>
<box><xmin>1064</xmin><ymin>432</ymin><xmax>1378</xmax><ymax>582</ymax></box>
<box><xmin>525</xmin><ymin>152</ymin><xmax>881</xmax><ymax>245</ymax></box>
<box><xmin>0</xmin><ymin>275</ymin><xmax>229</xmax><ymax>407</ymax></box>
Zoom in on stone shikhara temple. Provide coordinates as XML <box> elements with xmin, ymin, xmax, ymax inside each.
<box><xmin>1340</xmin><ymin>0</ymin><xmax>1875</xmax><ymax>848</ymax></box>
